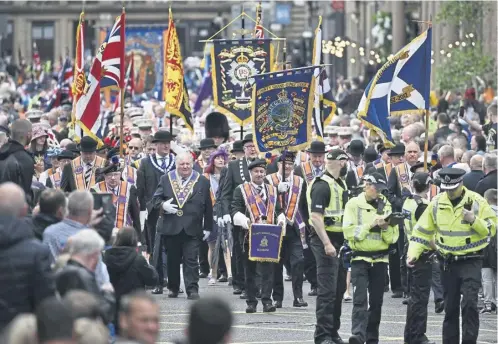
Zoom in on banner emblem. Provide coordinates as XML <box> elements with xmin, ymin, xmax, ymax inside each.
<box><xmin>249</xmin><ymin>223</ymin><xmax>283</xmax><ymax>263</ymax></box>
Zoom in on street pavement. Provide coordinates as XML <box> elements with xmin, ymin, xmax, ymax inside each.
<box><xmin>155</xmin><ymin>277</ymin><xmax>498</xmax><ymax>344</ymax></box>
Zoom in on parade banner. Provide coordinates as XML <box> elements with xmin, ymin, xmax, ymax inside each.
<box><xmin>249</xmin><ymin>223</ymin><xmax>283</xmax><ymax>263</ymax></box>
<box><xmin>252</xmin><ymin>67</ymin><xmax>315</xmax><ymax>153</ymax></box>
<box><xmin>211</xmin><ymin>39</ymin><xmax>274</xmax><ymax>125</ymax></box>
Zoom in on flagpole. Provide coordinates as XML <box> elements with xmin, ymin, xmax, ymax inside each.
<box><xmin>240</xmin><ymin>4</ymin><xmax>245</xmax><ymax>141</ymax></box>
<box><xmin>423</xmin><ymin>16</ymin><xmax>432</xmax><ymax>172</ymax></box>
<box><xmin>119</xmin><ymin>5</ymin><xmax>126</xmax><ymax>158</ymax></box>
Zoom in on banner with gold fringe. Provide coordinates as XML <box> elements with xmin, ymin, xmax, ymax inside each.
<box><xmin>251</xmin><ymin>67</ymin><xmax>315</xmax><ymax>153</ymax></box>
<box><xmin>249</xmin><ymin>223</ymin><xmax>283</xmax><ymax>263</ymax></box>
<box><xmin>211</xmin><ymin>39</ymin><xmax>274</xmax><ymax>125</ymax></box>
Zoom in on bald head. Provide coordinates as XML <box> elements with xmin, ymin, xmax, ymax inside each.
<box><xmin>0</xmin><ymin>182</ymin><xmax>28</xmax><ymax>217</ymax></box>
<box><xmin>10</xmin><ymin>119</ymin><xmax>32</xmax><ymax>145</ymax></box>
<box><xmin>469</xmin><ymin>155</ymin><xmax>483</xmax><ymax>171</ymax></box>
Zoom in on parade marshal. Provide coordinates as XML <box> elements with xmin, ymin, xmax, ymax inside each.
<box><xmin>152</xmin><ymin>152</ymin><xmax>212</xmax><ymax>300</ymax></box>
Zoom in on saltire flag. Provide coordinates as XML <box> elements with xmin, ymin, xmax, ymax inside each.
<box><xmin>100</xmin><ymin>10</ymin><xmax>126</xmax><ymax>90</ymax></box>
<box><xmin>163</xmin><ymin>8</ymin><xmax>194</xmax><ymax>133</ymax></box>
<box><xmin>71</xmin><ymin>11</ymin><xmax>86</xmax><ymax>140</ymax></box>
<box><xmin>193</xmin><ymin>51</ymin><xmax>212</xmax><ymax>114</ymax></box>
<box><xmin>112</xmin><ymin>52</ymin><xmax>135</xmax><ymax>113</ymax></box>
<box><xmin>357</xmin><ymin>27</ymin><xmax>432</xmax><ymax>147</ymax></box>
<box><xmin>73</xmin><ymin>42</ymin><xmax>106</xmax><ymax>146</ymax></box>
<box><xmin>252</xmin><ymin>67</ymin><xmax>315</xmax><ymax>153</ymax></box>
<box><xmin>254</xmin><ymin>2</ymin><xmax>264</xmax><ymax>39</ymax></box>
<box><xmin>312</xmin><ymin>16</ymin><xmax>337</xmax><ymax>141</ymax></box>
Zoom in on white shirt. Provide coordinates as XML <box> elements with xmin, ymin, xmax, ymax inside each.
<box><xmin>156</xmin><ymin>154</ymin><xmax>169</xmax><ymax>166</ymax></box>
<box><xmin>251</xmin><ymin>182</ymin><xmax>267</xmax><ymax>200</ymax></box>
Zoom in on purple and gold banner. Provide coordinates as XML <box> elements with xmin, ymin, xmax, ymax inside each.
<box><xmin>249</xmin><ymin>223</ymin><xmax>283</xmax><ymax>263</ymax></box>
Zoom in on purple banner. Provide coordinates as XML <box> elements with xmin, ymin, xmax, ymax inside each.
<box><xmin>249</xmin><ymin>224</ymin><xmax>283</xmax><ymax>263</ymax></box>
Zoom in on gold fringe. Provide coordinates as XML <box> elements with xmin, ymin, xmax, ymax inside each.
<box><xmin>248</xmin><ymin>223</ymin><xmax>284</xmax><ymax>263</ymax></box>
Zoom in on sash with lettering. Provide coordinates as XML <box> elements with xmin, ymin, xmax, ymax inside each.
<box><xmin>92</xmin><ymin>181</ymin><xmax>132</xmax><ymax>229</ymax></box>
<box><xmin>268</xmin><ymin>173</ymin><xmax>308</xmax><ymax>249</ymax></box>
<box><xmin>396</xmin><ymin>162</ymin><xmax>413</xmax><ymax>193</ymax></box>
<box><xmin>48</xmin><ymin>168</ymin><xmax>62</xmax><ymax>189</ymax></box>
<box><xmin>168</xmin><ymin>170</ymin><xmax>200</xmax><ymax>216</ymax></box>
<box><xmin>301</xmin><ymin>161</ymin><xmax>315</xmax><ymax>185</ymax></box>
<box><xmin>72</xmin><ymin>156</ymin><xmax>106</xmax><ymax>190</ymax></box>
<box><xmin>240</xmin><ymin>182</ymin><xmax>283</xmax><ymax>263</ymax></box>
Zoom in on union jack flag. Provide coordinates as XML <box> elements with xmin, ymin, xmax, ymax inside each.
<box><xmin>254</xmin><ymin>2</ymin><xmax>264</xmax><ymax>39</ymax></box>
<box><xmin>45</xmin><ymin>57</ymin><xmax>73</xmax><ymax>111</ymax></box>
<box><xmin>112</xmin><ymin>52</ymin><xmax>135</xmax><ymax>113</ymax></box>
<box><xmin>100</xmin><ymin>11</ymin><xmax>126</xmax><ymax>90</ymax></box>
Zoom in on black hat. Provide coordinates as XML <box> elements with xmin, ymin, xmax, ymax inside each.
<box><xmin>306</xmin><ymin>141</ymin><xmax>327</xmax><ymax>154</ymax></box>
<box><xmin>438</xmin><ymin>167</ymin><xmax>466</xmax><ymax>190</ymax></box>
<box><xmin>364</xmin><ymin>146</ymin><xmax>379</xmax><ymax>164</ymax></box>
<box><xmin>248</xmin><ymin>158</ymin><xmax>267</xmax><ymax>170</ymax></box>
<box><xmin>106</xmin><ymin>148</ymin><xmax>119</xmax><ymax>160</ymax></box>
<box><xmin>242</xmin><ymin>133</ymin><xmax>253</xmax><ymax>146</ymax></box>
<box><xmin>278</xmin><ymin>151</ymin><xmax>296</xmax><ymax>164</ymax></box>
<box><xmin>413</xmin><ymin>172</ymin><xmax>432</xmax><ymax>186</ymax></box>
<box><xmin>152</xmin><ymin>130</ymin><xmax>173</xmax><ymax>143</ymax></box>
<box><xmin>387</xmin><ymin>143</ymin><xmax>405</xmax><ymax>156</ymax></box>
<box><xmin>205</xmin><ymin>112</ymin><xmax>229</xmax><ymax>143</ymax></box>
<box><xmin>377</xmin><ymin>143</ymin><xmax>389</xmax><ymax>154</ymax></box>
<box><xmin>410</xmin><ymin>161</ymin><xmax>425</xmax><ymax>173</ymax></box>
<box><xmin>57</xmin><ymin>150</ymin><xmax>75</xmax><ymax>161</ymax></box>
<box><xmin>65</xmin><ymin>143</ymin><xmax>80</xmax><ymax>155</ymax></box>
<box><xmin>364</xmin><ymin>172</ymin><xmax>388</xmax><ymax>191</ymax></box>
<box><xmin>326</xmin><ymin>149</ymin><xmax>350</xmax><ymax>161</ymax></box>
<box><xmin>199</xmin><ymin>138</ymin><xmax>217</xmax><ymax>150</ymax></box>
<box><xmin>348</xmin><ymin>140</ymin><xmax>365</xmax><ymax>157</ymax></box>
<box><xmin>230</xmin><ymin>140</ymin><xmax>244</xmax><ymax>153</ymax></box>
<box><xmin>98</xmin><ymin>159</ymin><xmax>122</xmax><ymax>175</ymax></box>
<box><xmin>79</xmin><ymin>136</ymin><xmax>98</xmax><ymax>153</ymax></box>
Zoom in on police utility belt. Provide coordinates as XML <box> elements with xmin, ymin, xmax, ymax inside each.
<box><xmin>437</xmin><ymin>250</ymin><xmax>484</xmax><ymax>270</ymax></box>
<box><xmin>351</xmin><ymin>249</ymin><xmax>390</xmax><ymax>260</ymax></box>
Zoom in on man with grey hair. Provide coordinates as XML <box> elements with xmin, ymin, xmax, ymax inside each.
<box><xmin>437</xmin><ymin>145</ymin><xmax>457</xmax><ymax>168</ymax></box>
<box><xmin>0</xmin><ymin>182</ymin><xmax>54</xmax><ymax>330</ymax></box>
<box><xmin>152</xmin><ymin>151</ymin><xmax>212</xmax><ymax>298</ymax></box>
<box><xmin>43</xmin><ymin>190</ymin><xmax>110</xmax><ymax>286</ymax></box>
<box><xmin>476</xmin><ymin>153</ymin><xmax>498</xmax><ymax>196</ymax></box>
<box><xmin>55</xmin><ymin>229</ymin><xmax>115</xmax><ymax>324</ymax></box>
<box><xmin>463</xmin><ymin>155</ymin><xmax>485</xmax><ymax>191</ymax></box>
<box><xmin>0</xmin><ymin>119</ymin><xmax>34</xmax><ymax>204</ymax></box>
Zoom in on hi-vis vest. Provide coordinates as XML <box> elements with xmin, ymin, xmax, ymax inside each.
<box><xmin>92</xmin><ymin>180</ymin><xmax>132</xmax><ymax>229</ymax></box>
<box><xmin>71</xmin><ymin>156</ymin><xmax>106</xmax><ymax>190</ymax></box>
<box><xmin>307</xmin><ymin>173</ymin><xmax>348</xmax><ymax>232</ymax></box>
<box><xmin>395</xmin><ymin>162</ymin><xmax>413</xmax><ymax>194</ymax></box>
<box><xmin>402</xmin><ymin>196</ymin><xmax>429</xmax><ymax>240</ymax></box>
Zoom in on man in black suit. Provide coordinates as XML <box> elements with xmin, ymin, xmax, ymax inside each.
<box><xmin>137</xmin><ymin>130</ymin><xmax>176</xmax><ymax>258</ymax></box>
<box><xmin>218</xmin><ymin>133</ymin><xmax>258</xmax><ymax>295</ymax></box>
<box><xmin>152</xmin><ymin>152</ymin><xmax>212</xmax><ymax>300</ymax></box>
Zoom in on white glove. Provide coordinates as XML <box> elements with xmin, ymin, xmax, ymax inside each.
<box><xmin>223</xmin><ymin>214</ymin><xmax>232</xmax><ymax>224</ymax></box>
<box><xmin>162</xmin><ymin>198</ymin><xmax>178</xmax><ymax>214</ymax></box>
<box><xmin>140</xmin><ymin>210</ymin><xmax>148</xmax><ymax>232</ymax></box>
<box><xmin>203</xmin><ymin>230</ymin><xmax>210</xmax><ymax>241</ymax></box>
<box><xmin>213</xmin><ymin>215</ymin><xmax>218</xmax><ymax>222</ymax></box>
<box><xmin>277</xmin><ymin>213</ymin><xmax>286</xmax><ymax>227</ymax></box>
<box><xmin>217</xmin><ymin>217</ymin><xmax>225</xmax><ymax>227</ymax></box>
<box><xmin>233</xmin><ymin>212</ymin><xmax>250</xmax><ymax>230</ymax></box>
<box><xmin>278</xmin><ymin>182</ymin><xmax>290</xmax><ymax>193</ymax></box>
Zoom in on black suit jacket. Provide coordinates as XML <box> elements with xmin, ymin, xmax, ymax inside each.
<box><xmin>463</xmin><ymin>170</ymin><xmax>485</xmax><ymax>192</ymax></box>
<box><xmin>127</xmin><ymin>185</ymin><xmax>141</xmax><ymax>235</ymax></box>
<box><xmin>152</xmin><ymin>173</ymin><xmax>213</xmax><ymax>237</ymax></box>
<box><xmin>213</xmin><ymin>167</ymin><xmax>228</xmax><ymax>218</ymax></box>
<box><xmin>219</xmin><ymin>158</ymin><xmax>251</xmax><ymax>216</ymax></box>
<box><xmin>137</xmin><ymin>156</ymin><xmax>171</xmax><ymax>212</ymax></box>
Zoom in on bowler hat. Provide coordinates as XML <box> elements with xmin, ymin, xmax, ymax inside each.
<box><xmin>348</xmin><ymin>140</ymin><xmax>365</xmax><ymax>157</ymax></box>
<box><xmin>199</xmin><ymin>138</ymin><xmax>217</xmax><ymax>150</ymax></box>
<box><xmin>242</xmin><ymin>134</ymin><xmax>253</xmax><ymax>146</ymax></box>
<box><xmin>230</xmin><ymin>140</ymin><xmax>244</xmax><ymax>153</ymax></box>
<box><xmin>306</xmin><ymin>141</ymin><xmax>327</xmax><ymax>154</ymax></box>
<box><xmin>152</xmin><ymin>130</ymin><xmax>173</xmax><ymax>143</ymax></box>
<box><xmin>79</xmin><ymin>136</ymin><xmax>98</xmax><ymax>153</ymax></box>
<box><xmin>387</xmin><ymin>143</ymin><xmax>405</xmax><ymax>156</ymax></box>
<box><xmin>57</xmin><ymin>150</ymin><xmax>75</xmax><ymax>161</ymax></box>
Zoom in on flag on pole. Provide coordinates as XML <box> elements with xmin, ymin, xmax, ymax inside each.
<box><xmin>112</xmin><ymin>52</ymin><xmax>134</xmax><ymax>113</ymax></box>
<box><xmin>357</xmin><ymin>27</ymin><xmax>432</xmax><ymax>147</ymax></box>
<box><xmin>32</xmin><ymin>42</ymin><xmax>43</xmax><ymax>82</ymax></box>
<box><xmin>45</xmin><ymin>57</ymin><xmax>72</xmax><ymax>111</ymax></box>
<box><xmin>312</xmin><ymin>16</ymin><xmax>336</xmax><ymax>141</ymax></box>
<box><xmin>254</xmin><ymin>2</ymin><xmax>264</xmax><ymax>39</ymax></box>
<box><xmin>71</xmin><ymin>11</ymin><xmax>86</xmax><ymax>141</ymax></box>
<box><xmin>163</xmin><ymin>8</ymin><xmax>194</xmax><ymax>133</ymax></box>
<box><xmin>100</xmin><ymin>9</ymin><xmax>126</xmax><ymax>90</ymax></box>
<box><xmin>193</xmin><ymin>51</ymin><xmax>212</xmax><ymax>114</ymax></box>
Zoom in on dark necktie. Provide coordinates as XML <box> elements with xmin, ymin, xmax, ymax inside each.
<box><xmin>84</xmin><ymin>163</ymin><xmax>92</xmax><ymax>187</ymax></box>
<box><xmin>160</xmin><ymin>157</ymin><xmax>166</xmax><ymax>169</ymax></box>
<box><xmin>315</xmin><ymin>167</ymin><xmax>321</xmax><ymax>176</ymax></box>
<box><xmin>257</xmin><ymin>185</ymin><xmax>266</xmax><ymax>202</ymax></box>
<box><xmin>158</xmin><ymin>118</ymin><xmax>163</xmax><ymax>127</ymax></box>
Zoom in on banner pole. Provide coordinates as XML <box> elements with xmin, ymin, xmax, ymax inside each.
<box><xmin>423</xmin><ymin>109</ymin><xmax>430</xmax><ymax>171</ymax></box>
<box><xmin>119</xmin><ymin>88</ymin><xmax>125</xmax><ymax>157</ymax></box>
<box><xmin>240</xmin><ymin>5</ymin><xmax>245</xmax><ymax>140</ymax></box>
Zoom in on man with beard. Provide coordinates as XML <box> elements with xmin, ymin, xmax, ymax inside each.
<box><xmin>307</xmin><ymin>149</ymin><xmax>350</xmax><ymax>344</ymax></box>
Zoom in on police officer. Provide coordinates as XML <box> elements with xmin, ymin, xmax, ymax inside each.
<box><xmin>402</xmin><ymin>172</ymin><xmax>437</xmax><ymax>344</ymax></box>
<box><xmin>343</xmin><ymin>173</ymin><xmax>399</xmax><ymax>344</ymax></box>
<box><xmin>307</xmin><ymin>149</ymin><xmax>349</xmax><ymax>344</ymax></box>
<box><xmin>407</xmin><ymin>168</ymin><xmax>497</xmax><ymax>344</ymax></box>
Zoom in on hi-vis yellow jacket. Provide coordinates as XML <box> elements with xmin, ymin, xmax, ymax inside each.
<box><xmin>343</xmin><ymin>193</ymin><xmax>399</xmax><ymax>263</ymax></box>
<box><xmin>408</xmin><ymin>187</ymin><xmax>497</xmax><ymax>259</ymax></box>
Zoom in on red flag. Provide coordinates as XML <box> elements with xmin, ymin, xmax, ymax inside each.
<box><xmin>101</xmin><ymin>9</ymin><xmax>126</xmax><ymax>90</ymax></box>
<box><xmin>254</xmin><ymin>2</ymin><xmax>264</xmax><ymax>39</ymax></box>
<box><xmin>71</xmin><ymin>12</ymin><xmax>86</xmax><ymax>139</ymax></box>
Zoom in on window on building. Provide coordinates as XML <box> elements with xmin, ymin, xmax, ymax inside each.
<box><xmin>32</xmin><ymin>21</ymin><xmax>55</xmax><ymax>61</ymax></box>
<box><xmin>1</xmin><ymin>20</ymin><xmax>14</xmax><ymax>58</ymax></box>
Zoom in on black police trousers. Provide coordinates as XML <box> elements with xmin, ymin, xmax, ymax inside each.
<box><xmin>310</xmin><ymin>235</ymin><xmax>346</xmax><ymax>343</ymax></box>
<box><xmin>231</xmin><ymin>226</ymin><xmax>246</xmax><ymax>291</ymax></box>
<box><xmin>404</xmin><ymin>258</ymin><xmax>433</xmax><ymax>344</ymax></box>
<box><xmin>351</xmin><ymin>260</ymin><xmax>387</xmax><ymax>344</ymax></box>
<box><xmin>304</xmin><ymin>232</ymin><xmax>318</xmax><ymax>290</ymax></box>
<box><xmin>273</xmin><ymin>233</ymin><xmax>304</xmax><ymax>302</ymax></box>
<box><xmin>242</xmin><ymin>241</ymin><xmax>274</xmax><ymax>307</ymax></box>
<box><xmin>441</xmin><ymin>258</ymin><xmax>482</xmax><ymax>344</ymax></box>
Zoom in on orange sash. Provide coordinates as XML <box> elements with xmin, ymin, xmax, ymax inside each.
<box><xmin>300</xmin><ymin>151</ymin><xmax>308</xmax><ymax>163</ymax></box>
<box><xmin>429</xmin><ymin>184</ymin><xmax>439</xmax><ymax>200</ymax></box>
<box><xmin>301</xmin><ymin>161</ymin><xmax>314</xmax><ymax>184</ymax></box>
<box><xmin>93</xmin><ymin>180</ymin><xmax>130</xmax><ymax>229</ymax></box>
<box><xmin>267</xmin><ymin>173</ymin><xmax>301</xmax><ymax>223</ymax></box>
<box><xmin>72</xmin><ymin>156</ymin><xmax>105</xmax><ymax>190</ymax></box>
<box><xmin>204</xmin><ymin>173</ymin><xmax>216</xmax><ymax>206</ymax></box>
<box><xmin>49</xmin><ymin>169</ymin><xmax>62</xmax><ymax>189</ymax></box>
<box><xmin>396</xmin><ymin>163</ymin><xmax>413</xmax><ymax>193</ymax></box>
<box><xmin>375</xmin><ymin>161</ymin><xmax>392</xmax><ymax>179</ymax></box>
<box><xmin>123</xmin><ymin>165</ymin><xmax>137</xmax><ymax>184</ymax></box>
<box><xmin>241</xmin><ymin>183</ymin><xmax>276</xmax><ymax>224</ymax></box>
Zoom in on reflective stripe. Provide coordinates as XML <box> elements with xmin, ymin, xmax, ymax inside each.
<box><xmin>439</xmin><ymin>230</ymin><xmax>475</xmax><ymax>237</ymax></box>
<box><xmin>325</xmin><ymin>209</ymin><xmax>344</xmax><ymax>216</ymax></box>
<box><xmin>410</xmin><ymin>236</ymin><xmax>431</xmax><ymax>247</ymax></box>
<box><xmin>415</xmin><ymin>225</ymin><xmax>432</xmax><ymax>235</ymax></box>
<box><xmin>366</xmin><ymin>233</ymin><xmax>382</xmax><ymax>241</ymax></box>
<box><xmin>436</xmin><ymin>237</ymin><xmax>489</xmax><ymax>252</ymax></box>
<box><xmin>354</xmin><ymin>209</ymin><xmax>363</xmax><ymax>240</ymax></box>
<box><xmin>432</xmin><ymin>201</ymin><xmax>438</xmax><ymax>224</ymax></box>
<box><xmin>332</xmin><ymin>180</ymin><xmax>341</xmax><ymax>213</ymax></box>
<box><xmin>472</xmin><ymin>201</ymin><xmax>480</xmax><ymax>217</ymax></box>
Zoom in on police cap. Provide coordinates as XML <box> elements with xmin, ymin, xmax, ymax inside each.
<box><xmin>438</xmin><ymin>167</ymin><xmax>466</xmax><ymax>190</ymax></box>
<box><xmin>326</xmin><ymin>149</ymin><xmax>350</xmax><ymax>161</ymax></box>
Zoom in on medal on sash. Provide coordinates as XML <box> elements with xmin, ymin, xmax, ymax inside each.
<box><xmin>168</xmin><ymin>170</ymin><xmax>200</xmax><ymax>216</ymax></box>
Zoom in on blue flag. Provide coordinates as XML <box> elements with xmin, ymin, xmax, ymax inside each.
<box><xmin>252</xmin><ymin>67</ymin><xmax>314</xmax><ymax>153</ymax></box>
<box><xmin>357</xmin><ymin>27</ymin><xmax>432</xmax><ymax>147</ymax></box>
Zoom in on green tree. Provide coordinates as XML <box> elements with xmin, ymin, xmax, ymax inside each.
<box><xmin>435</xmin><ymin>1</ymin><xmax>495</xmax><ymax>90</ymax></box>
